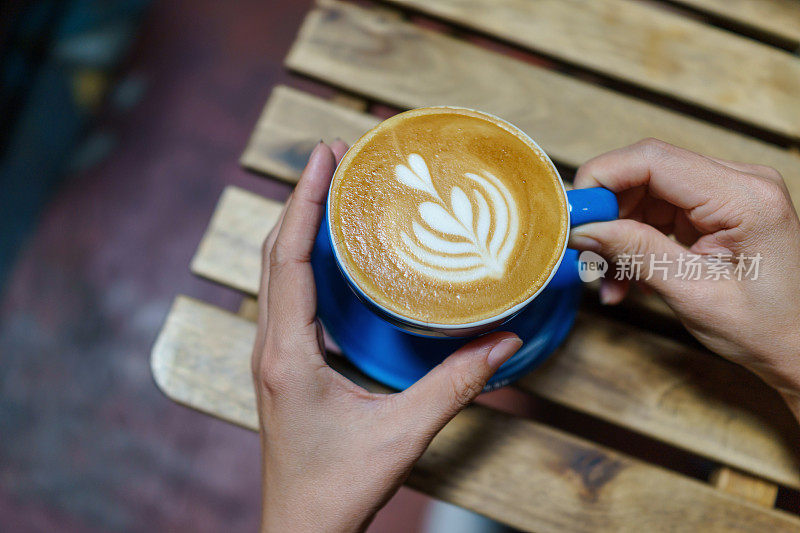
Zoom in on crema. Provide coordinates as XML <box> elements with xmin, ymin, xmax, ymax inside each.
<box><xmin>329</xmin><ymin>107</ymin><xmax>569</xmax><ymax>325</ymax></box>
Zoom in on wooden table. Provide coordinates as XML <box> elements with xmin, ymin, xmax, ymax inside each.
<box><xmin>151</xmin><ymin>1</ymin><xmax>800</xmax><ymax>530</ymax></box>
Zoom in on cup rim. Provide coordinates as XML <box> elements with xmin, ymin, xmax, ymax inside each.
<box><xmin>326</xmin><ymin>106</ymin><xmax>570</xmax><ymax>331</ymax></box>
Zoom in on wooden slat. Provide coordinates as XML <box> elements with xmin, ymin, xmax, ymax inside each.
<box><xmin>189</xmin><ymin>186</ymin><xmax>268</xmax><ymax>294</ymax></box>
<box><xmin>284</xmin><ymin>1</ymin><xmax>800</xmax><ymax>202</ymax></box>
<box><xmin>190</xmin><ymin>183</ymin><xmax>800</xmax><ymax>488</ymax></box>
<box><xmin>151</xmin><ymin>295</ymin><xmax>800</xmax><ymax>532</ymax></box>
<box><xmin>190</xmin><ymin>187</ymin><xmax>282</xmax><ymax>293</ymax></box>
<box><xmin>240</xmin><ymin>87</ymin><xmax>378</xmax><ymax>182</ymax></box>
<box><xmin>711</xmin><ymin>467</ymin><xmax>779</xmax><ymax>507</ymax></box>
<box><xmin>380</xmin><ymin>0</ymin><xmax>800</xmax><ymax>139</ymax></box>
<box><xmin>669</xmin><ymin>0</ymin><xmax>800</xmax><ymax>47</ymax></box>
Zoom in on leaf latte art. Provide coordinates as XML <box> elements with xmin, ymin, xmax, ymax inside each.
<box><xmin>394</xmin><ymin>154</ymin><xmax>519</xmax><ymax>282</ymax></box>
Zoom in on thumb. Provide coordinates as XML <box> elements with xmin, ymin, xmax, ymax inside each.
<box><xmin>569</xmin><ymin>218</ymin><xmax>692</xmax><ymax>302</ymax></box>
<box><xmin>398</xmin><ymin>333</ymin><xmax>522</xmax><ymax>437</ymax></box>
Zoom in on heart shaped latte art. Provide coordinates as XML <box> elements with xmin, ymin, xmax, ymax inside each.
<box><xmin>394</xmin><ymin>153</ymin><xmax>520</xmax><ymax>282</ymax></box>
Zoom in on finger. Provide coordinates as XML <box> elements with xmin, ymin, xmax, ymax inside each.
<box><xmin>705</xmin><ymin>156</ymin><xmax>782</xmax><ymax>181</ymax></box>
<box><xmin>641</xmin><ymin>195</ymin><xmax>677</xmax><ymax>234</ymax></box>
<box><xmin>569</xmin><ymin>218</ymin><xmax>694</xmax><ymax>305</ymax></box>
<box><xmin>272</xmin><ymin>142</ymin><xmax>335</xmax><ymax>265</ymax></box>
<box><xmin>704</xmin><ymin>156</ymin><xmax>791</xmax><ymax>197</ymax></box>
<box><xmin>672</xmin><ymin>210</ymin><xmax>703</xmax><ymax>246</ymax></box>
<box><xmin>398</xmin><ymin>333</ymin><xmax>522</xmax><ymax>437</ymax></box>
<box><xmin>268</xmin><ymin>142</ymin><xmax>336</xmax><ymax>336</ymax></box>
<box><xmin>574</xmin><ymin>139</ymin><xmax>749</xmax><ymax>233</ymax></box>
<box><xmin>259</xmin><ymin>194</ymin><xmax>292</xmax><ymax>300</ymax></box>
<box><xmin>254</xmin><ymin>194</ymin><xmax>292</xmax><ymax>354</ymax></box>
<box><xmin>616</xmin><ymin>186</ymin><xmax>647</xmax><ymax>219</ymax></box>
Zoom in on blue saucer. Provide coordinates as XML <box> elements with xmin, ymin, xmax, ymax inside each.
<box><xmin>311</xmin><ymin>220</ymin><xmax>581</xmax><ymax>391</ymax></box>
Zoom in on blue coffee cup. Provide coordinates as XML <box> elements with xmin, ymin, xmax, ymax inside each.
<box><xmin>311</xmin><ymin>110</ymin><xmax>618</xmax><ymax>389</ymax></box>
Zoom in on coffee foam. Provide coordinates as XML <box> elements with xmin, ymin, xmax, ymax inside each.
<box><xmin>330</xmin><ymin>107</ymin><xmax>568</xmax><ymax>325</ymax></box>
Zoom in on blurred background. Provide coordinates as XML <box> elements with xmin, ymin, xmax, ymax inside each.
<box><xmin>0</xmin><ymin>0</ymin><xmax>445</xmax><ymax>530</ymax></box>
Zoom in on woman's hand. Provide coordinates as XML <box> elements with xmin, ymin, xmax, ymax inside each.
<box><xmin>568</xmin><ymin>139</ymin><xmax>800</xmax><ymax>419</ymax></box>
<box><xmin>251</xmin><ymin>141</ymin><xmax>522</xmax><ymax>532</ymax></box>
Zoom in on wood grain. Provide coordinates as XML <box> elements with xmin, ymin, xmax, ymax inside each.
<box><xmin>710</xmin><ymin>467</ymin><xmax>779</xmax><ymax>507</ymax></box>
<box><xmin>670</xmin><ymin>0</ymin><xmax>800</xmax><ymax>47</ymax></box>
<box><xmin>190</xmin><ymin>184</ymin><xmax>800</xmax><ymax>488</ymax></box>
<box><xmin>379</xmin><ymin>0</ymin><xmax>800</xmax><ymax>138</ymax></box>
<box><xmin>151</xmin><ymin>296</ymin><xmax>800</xmax><ymax>531</ymax></box>
<box><xmin>284</xmin><ymin>1</ymin><xmax>800</xmax><ymax>201</ymax></box>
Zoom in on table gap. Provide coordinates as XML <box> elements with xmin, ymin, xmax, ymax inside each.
<box><xmin>776</xmin><ymin>486</ymin><xmax>800</xmax><ymax>514</ymax></box>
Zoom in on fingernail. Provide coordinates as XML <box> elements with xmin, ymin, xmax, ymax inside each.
<box><xmin>487</xmin><ymin>337</ymin><xmax>523</xmax><ymax>370</ymax></box>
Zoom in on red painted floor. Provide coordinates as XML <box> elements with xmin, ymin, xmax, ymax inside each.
<box><xmin>0</xmin><ymin>1</ymin><xmax>432</xmax><ymax>530</ymax></box>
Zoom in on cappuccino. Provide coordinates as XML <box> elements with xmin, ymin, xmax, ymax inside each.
<box><xmin>329</xmin><ymin>107</ymin><xmax>568</xmax><ymax>325</ymax></box>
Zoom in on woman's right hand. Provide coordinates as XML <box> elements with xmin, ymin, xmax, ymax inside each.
<box><xmin>567</xmin><ymin>139</ymin><xmax>800</xmax><ymax>420</ymax></box>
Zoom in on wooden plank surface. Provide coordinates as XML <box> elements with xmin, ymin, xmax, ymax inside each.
<box><xmin>190</xmin><ymin>187</ymin><xmax>282</xmax><ymax>293</ymax></box>
<box><xmin>381</xmin><ymin>0</ymin><xmax>800</xmax><ymax>139</ymax></box>
<box><xmin>190</xmin><ymin>184</ymin><xmax>800</xmax><ymax>488</ymax></box>
<box><xmin>284</xmin><ymin>1</ymin><xmax>800</xmax><ymax>201</ymax></box>
<box><xmin>151</xmin><ymin>295</ymin><xmax>800</xmax><ymax>532</ymax></box>
<box><xmin>670</xmin><ymin>0</ymin><xmax>800</xmax><ymax>47</ymax></box>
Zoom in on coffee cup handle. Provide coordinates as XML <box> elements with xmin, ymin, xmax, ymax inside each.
<box><xmin>548</xmin><ymin>187</ymin><xmax>619</xmax><ymax>289</ymax></box>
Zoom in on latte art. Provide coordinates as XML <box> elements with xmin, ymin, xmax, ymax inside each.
<box><xmin>394</xmin><ymin>154</ymin><xmax>519</xmax><ymax>282</ymax></box>
<box><xmin>330</xmin><ymin>107</ymin><xmax>569</xmax><ymax>325</ymax></box>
